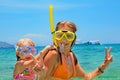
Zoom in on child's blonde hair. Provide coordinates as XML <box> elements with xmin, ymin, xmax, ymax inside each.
<box><xmin>16</xmin><ymin>38</ymin><xmax>35</xmax><ymax>61</ymax></box>
<box><xmin>17</xmin><ymin>38</ymin><xmax>35</xmax><ymax>47</ymax></box>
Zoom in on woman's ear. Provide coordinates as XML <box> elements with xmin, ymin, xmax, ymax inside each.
<box><xmin>71</xmin><ymin>34</ymin><xmax>76</xmax><ymax>46</ymax></box>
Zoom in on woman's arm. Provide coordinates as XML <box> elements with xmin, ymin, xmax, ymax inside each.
<box><xmin>76</xmin><ymin>47</ymin><xmax>113</xmax><ymax>80</ymax></box>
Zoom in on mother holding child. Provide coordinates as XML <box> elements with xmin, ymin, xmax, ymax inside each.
<box><xmin>13</xmin><ymin>21</ymin><xmax>113</xmax><ymax>80</ymax></box>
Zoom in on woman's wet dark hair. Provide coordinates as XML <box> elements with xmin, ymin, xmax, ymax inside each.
<box><xmin>56</xmin><ymin>21</ymin><xmax>77</xmax><ymax>32</ymax></box>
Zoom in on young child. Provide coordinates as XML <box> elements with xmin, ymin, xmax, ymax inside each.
<box><xmin>13</xmin><ymin>38</ymin><xmax>55</xmax><ymax>80</ymax></box>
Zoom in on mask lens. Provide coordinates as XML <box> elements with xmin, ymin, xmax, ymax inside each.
<box><xmin>17</xmin><ymin>46</ymin><xmax>38</xmax><ymax>56</ymax></box>
<box><xmin>31</xmin><ymin>48</ymin><xmax>38</xmax><ymax>56</ymax></box>
<box><xmin>66</xmin><ymin>32</ymin><xmax>75</xmax><ymax>41</ymax></box>
<box><xmin>55</xmin><ymin>31</ymin><xmax>64</xmax><ymax>40</ymax></box>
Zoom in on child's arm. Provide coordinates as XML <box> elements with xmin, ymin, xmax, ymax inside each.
<box><xmin>13</xmin><ymin>62</ymin><xmax>19</xmax><ymax>79</ymax></box>
<box><xmin>13</xmin><ymin>61</ymin><xmax>24</xmax><ymax>79</ymax></box>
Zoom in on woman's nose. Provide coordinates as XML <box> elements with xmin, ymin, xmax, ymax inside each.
<box><xmin>61</xmin><ymin>37</ymin><xmax>67</xmax><ymax>43</ymax></box>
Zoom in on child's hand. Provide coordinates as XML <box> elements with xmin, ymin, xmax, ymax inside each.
<box><xmin>29</xmin><ymin>53</ymin><xmax>37</xmax><ymax>64</ymax></box>
<box><xmin>30</xmin><ymin>53</ymin><xmax>45</xmax><ymax>74</ymax></box>
<box><xmin>33</xmin><ymin>59</ymin><xmax>46</xmax><ymax>75</ymax></box>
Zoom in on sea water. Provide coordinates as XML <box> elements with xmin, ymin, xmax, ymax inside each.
<box><xmin>0</xmin><ymin>44</ymin><xmax>120</xmax><ymax>80</ymax></box>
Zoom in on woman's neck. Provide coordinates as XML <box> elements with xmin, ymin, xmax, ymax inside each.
<box><xmin>63</xmin><ymin>50</ymin><xmax>71</xmax><ymax>56</ymax></box>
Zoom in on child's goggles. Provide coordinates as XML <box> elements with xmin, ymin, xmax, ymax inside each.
<box><xmin>54</xmin><ymin>30</ymin><xmax>75</xmax><ymax>41</ymax></box>
<box><xmin>16</xmin><ymin>46</ymin><xmax>38</xmax><ymax>56</ymax></box>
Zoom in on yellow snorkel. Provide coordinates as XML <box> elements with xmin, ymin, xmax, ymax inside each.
<box><xmin>49</xmin><ymin>5</ymin><xmax>58</xmax><ymax>46</ymax></box>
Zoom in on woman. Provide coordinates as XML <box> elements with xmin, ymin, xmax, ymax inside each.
<box><xmin>36</xmin><ymin>21</ymin><xmax>113</xmax><ymax>80</ymax></box>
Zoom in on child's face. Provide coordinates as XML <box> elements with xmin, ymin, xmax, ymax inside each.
<box><xmin>17</xmin><ymin>41</ymin><xmax>37</xmax><ymax>60</ymax></box>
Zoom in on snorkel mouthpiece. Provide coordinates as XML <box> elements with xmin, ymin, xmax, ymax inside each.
<box><xmin>59</xmin><ymin>44</ymin><xmax>64</xmax><ymax>53</ymax></box>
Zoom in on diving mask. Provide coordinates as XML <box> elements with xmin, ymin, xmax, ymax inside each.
<box><xmin>54</xmin><ymin>30</ymin><xmax>75</xmax><ymax>42</ymax></box>
<box><xmin>16</xmin><ymin>46</ymin><xmax>38</xmax><ymax>56</ymax></box>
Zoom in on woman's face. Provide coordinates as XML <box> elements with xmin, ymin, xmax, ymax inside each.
<box><xmin>56</xmin><ymin>26</ymin><xmax>75</xmax><ymax>51</ymax></box>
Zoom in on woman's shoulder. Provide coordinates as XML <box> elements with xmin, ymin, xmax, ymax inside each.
<box><xmin>47</xmin><ymin>49</ymin><xmax>58</xmax><ymax>57</ymax></box>
<box><xmin>43</xmin><ymin>49</ymin><xmax>59</xmax><ymax>61</ymax></box>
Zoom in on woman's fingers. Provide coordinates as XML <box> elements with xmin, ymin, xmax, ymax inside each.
<box><xmin>107</xmin><ymin>55</ymin><xmax>113</xmax><ymax>61</ymax></box>
<box><xmin>105</xmin><ymin>47</ymin><xmax>112</xmax><ymax>59</ymax></box>
<box><xmin>104</xmin><ymin>47</ymin><xmax>113</xmax><ymax>63</ymax></box>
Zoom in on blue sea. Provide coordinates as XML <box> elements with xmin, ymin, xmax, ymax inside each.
<box><xmin>0</xmin><ymin>44</ymin><xmax>120</xmax><ymax>80</ymax></box>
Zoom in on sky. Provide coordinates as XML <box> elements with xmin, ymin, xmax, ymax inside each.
<box><xmin>0</xmin><ymin>0</ymin><xmax>120</xmax><ymax>46</ymax></box>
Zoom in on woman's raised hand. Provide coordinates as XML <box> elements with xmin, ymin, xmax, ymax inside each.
<box><xmin>104</xmin><ymin>47</ymin><xmax>113</xmax><ymax>64</ymax></box>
